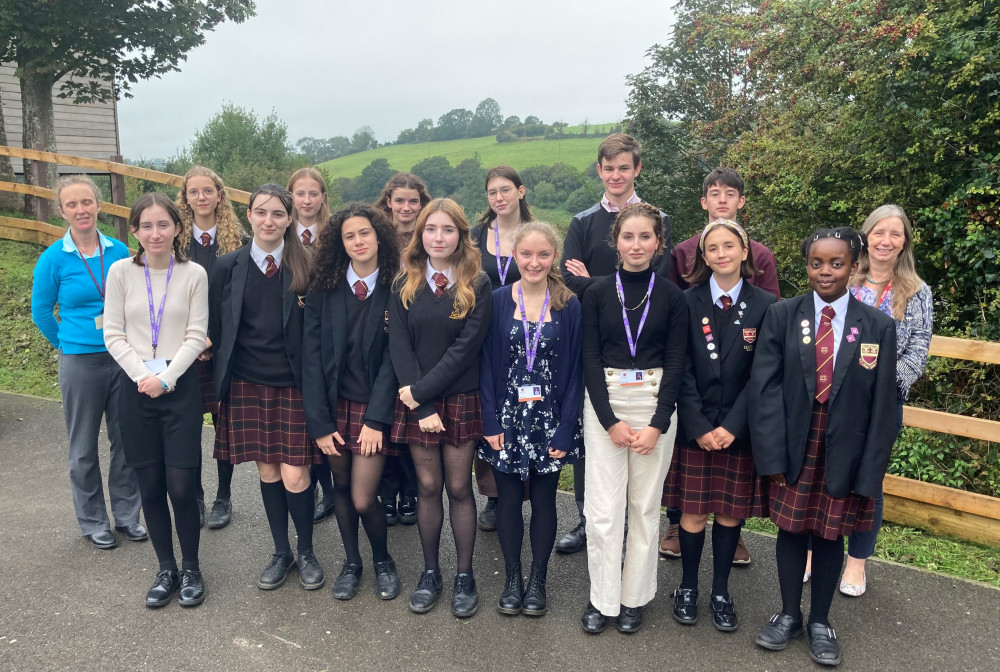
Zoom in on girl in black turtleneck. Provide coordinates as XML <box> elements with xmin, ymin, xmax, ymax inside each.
<box><xmin>579</xmin><ymin>202</ymin><xmax>688</xmax><ymax>636</ymax></box>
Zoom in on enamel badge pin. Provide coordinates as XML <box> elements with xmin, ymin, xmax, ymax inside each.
<box><xmin>859</xmin><ymin>343</ymin><xmax>879</xmax><ymax>370</ymax></box>
<box><xmin>743</xmin><ymin>328</ymin><xmax>756</xmax><ymax>343</ymax></box>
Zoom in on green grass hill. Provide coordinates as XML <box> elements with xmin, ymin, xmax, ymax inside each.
<box><xmin>318</xmin><ymin>135</ymin><xmax>603</xmax><ymax>180</ymax></box>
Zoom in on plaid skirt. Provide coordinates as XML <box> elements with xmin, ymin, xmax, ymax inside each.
<box><xmin>389</xmin><ymin>391</ymin><xmax>483</xmax><ymax>449</ymax></box>
<box><xmin>214</xmin><ymin>379</ymin><xmax>322</xmax><ymax>466</ymax></box>
<box><xmin>335</xmin><ymin>397</ymin><xmax>399</xmax><ymax>457</ymax></box>
<box><xmin>667</xmin><ymin>439</ymin><xmax>768</xmax><ymax>519</ymax></box>
<box><xmin>768</xmin><ymin>402</ymin><xmax>875</xmax><ymax>540</ymax></box>
<box><xmin>195</xmin><ymin>358</ymin><xmax>219</xmax><ymax>415</ymax></box>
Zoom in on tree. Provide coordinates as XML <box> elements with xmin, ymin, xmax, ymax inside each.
<box><xmin>0</xmin><ymin>0</ymin><xmax>255</xmax><ymax>192</ymax></box>
<box><xmin>354</xmin><ymin>159</ymin><xmax>396</xmax><ymax>202</ymax></box>
<box><xmin>469</xmin><ymin>98</ymin><xmax>503</xmax><ymax>137</ymax></box>
<box><xmin>524</xmin><ymin>115</ymin><xmax>542</xmax><ymax>125</ymax></box>
<box><xmin>190</xmin><ymin>103</ymin><xmax>297</xmax><ymax>191</ymax></box>
<box><xmin>414</xmin><ymin>118</ymin><xmax>435</xmax><ymax>143</ymax></box>
<box><xmin>351</xmin><ymin>126</ymin><xmax>378</xmax><ymax>153</ymax></box>
<box><xmin>502</xmin><ymin>115</ymin><xmax>522</xmax><ymax>130</ymax></box>
<box><xmin>395</xmin><ymin>128</ymin><xmax>417</xmax><ymax>144</ymax></box>
<box><xmin>0</xmin><ymin>88</ymin><xmax>19</xmax><ymax>213</ymax></box>
<box><xmin>411</xmin><ymin>156</ymin><xmax>459</xmax><ymax>196</ymax></box>
<box><xmin>434</xmin><ymin>108</ymin><xmax>473</xmax><ymax>141</ymax></box>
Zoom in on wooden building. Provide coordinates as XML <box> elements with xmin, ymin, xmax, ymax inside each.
<box><xmin>0</xmin><ymin>63</ymin><xmax>121</xmax><ymax>174</ymax></box>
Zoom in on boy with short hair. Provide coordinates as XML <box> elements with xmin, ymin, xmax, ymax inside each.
<box><xmin>557</xmin><ymin>133</ymin><xmax>674</xmax><ymax>553</ymax></box>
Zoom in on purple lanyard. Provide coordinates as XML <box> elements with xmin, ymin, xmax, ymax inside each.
<box><xmin>493</xmin><ymin>220</ymin><xmax>516</xmax><ymax>285</ymax></box>
<box><xmin>76</xmin><ymin>241</ymin><xmax>106</xmax><ymax>303</ymax></box>
<box><xmin>144</xmin><ymin>256</ymin><xmax>175</xmax><ymax>357</ymax></box>
<box><xmin>615</xmin><ymin>271</ymin><xmax>655</xmax><ymax>359</ymax></box>
<box><xmin>517</xmin><ymin>283</ymin><xmax>550</xmax><ymax>373</ymax></box>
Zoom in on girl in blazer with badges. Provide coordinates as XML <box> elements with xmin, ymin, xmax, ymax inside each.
<box><xmin>668</xmin><ymin>219</ymin><xmax>776</xmax><ymax>633</ymax></box>
<box><xmin>303</xmin><ymin>203</ymin><xmax>402</xmax><ymax>602</ymax></box>
<box><xmin>209</xmin><ymin>184</ymin><xmax>326</xmax><ymax>593</ymax></box>
<box><xmin>479</xmin><ymin>221</ymin><xmax>583</xmax><ymax>618</ymax></box>
<box><xmin>103</xmin><ymin>193</ymin><xmax>209</xmax><ymax>607</ymax></box>
<box><xmin>175</xmin><ymin>166</ymin><xmax>247</xmax><ymax>530</ymax></box>
<box><xmin>750</xmin><ymin>227</ymin><xmax>896</xmax><ymax>668</ymax></box>
<box><xmin>579</xmin><ymin>202</ymin><xmax>688</xmax><ymax>635</ymax></box>
<box><xmin>389</xmin><ymin>198</ymin><xmax>492</xmax><ymax>618</ymax></box>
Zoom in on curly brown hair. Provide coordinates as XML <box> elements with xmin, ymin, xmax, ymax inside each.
<box><xmin>310</xmin><ymin>202</ymin><xmax>399</xmax><ymax>292</ymax></box>
<box><xmin>175</xmin><ymin>166</ymin><xmax>245</xmax><ymax>255</ymax></box>
<box><xmin>376</xmin><ymin>172</ymin><xmax>431</xmax><ymax>223</ymax></box>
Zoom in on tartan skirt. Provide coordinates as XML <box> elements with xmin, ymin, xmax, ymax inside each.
<box><xmin>389</xmin><ymin>391</ymin><xmax>483</xmax><ymax>449</ymax></box>
<box><xmin>195</xmin><ymin>358</ymin><xmax>219</xmax><ymax>415</ymax></box>
<box><xmin>214</xmin><ymin>379</ymin><xmax>322</xmax><ymax>466</ymax></box>
<box><xmin>767</xmin><ymin>402</ymin><xmax>875</xmax><ymax>540</ymax></box>
<box><xmin>335</xmin><ymin>397</ymin><xmax>399</xmax><ymax>457</ymax></box>
<box><xmin>667</xmin><ymin>439</ymin><xmax>769</xmax><ymax>519</ymax></box>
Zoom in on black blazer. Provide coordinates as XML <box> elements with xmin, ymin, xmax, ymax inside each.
<box><xmin>677</xmin><ymin>281</ymin><xmax>777</xmax><ymax>445</ymax></box>
<box><xmin>749</xmin><ymin>292</ymin><xmax>897</xmax><ymax>498</ymax></box>
<box><xmin>209</xmin><ymin>245</ymin><xmax>305</xmax><ymax>401</ymax></box>
<box><xmin>302</xmin><ymin>280</ymin><xmax>397</xmax><ymax>439</ymax></box>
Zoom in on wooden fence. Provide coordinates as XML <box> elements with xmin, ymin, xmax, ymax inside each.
<box><xmin>0</xmin><ymin>144</ymin><xmax>250</xmax><ymax>242</ymax></box>
<box><xmin>1</xmin><ymin>146</ymin><xmax>998</xmax><ymax>547</ymax></box>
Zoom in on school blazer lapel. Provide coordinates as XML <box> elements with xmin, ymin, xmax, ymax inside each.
<box><xmin>694</xmin><ymin>283</ymin><xmax>722</xmax><ymax>378</ymax></box>
<box><xmin>796</xmin><ymin>295</ymin><xmax>817</xmax><ymax>401</ymax></box>
<box><xmin>719</xmin><ymin>284</ymin><xmax>750</xmax><ymax>360</ymax></box>
<box><xmin>360</xmin><ymin>284</ymin><xmax>385</xmax><ymax>369</ymax></box>
<box><xmin>829</xmin><ymin>297</ymin><xmax>863</xmax><ymax>404</ymax></box>
<box><xmin>282</xmin><ymin>264</ymin><xmax>294</xmax><ymax>329</ymax></box>
<box><xmin>229</xmin><ymin>246</ymin><xmax>250</xmax><ymax>331</ymax></box>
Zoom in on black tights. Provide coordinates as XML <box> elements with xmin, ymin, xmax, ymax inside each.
<box><xmin>312</xmin><ymin>461</ymin><xmax>335</xmax><ymax>502</ymax></box>
<box><xmin>327</xmin><ymin>450</ymin><xmax>389</xmax><ymax>565</ymax></box>
<box><xmin>493</xmin><ymin>468</ymin><xmax>559</xmax><ymax>569</ymax></box>
<box><xmin>775</xmin><ymin>529</ymin><xmax>844</xmax><ymax>626</ymax></box>
<box><xmin>134</xmin><ymin>463</ymin><xmax>200</xmax><ymax>572</ymax></box>
<box><xmin>409</xmin><ymin>441</ymin><xmax>477</xmax><ymax>574</ymax></box>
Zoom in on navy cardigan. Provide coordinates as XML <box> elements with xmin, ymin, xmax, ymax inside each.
<box><xmin>479</xmin><ymin>286</ymin><xmax>584</xmax><ymax>455</ymax></box>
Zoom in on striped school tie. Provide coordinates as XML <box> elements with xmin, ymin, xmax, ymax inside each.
<box><xmin>815</xmin><ymin>305</ymin><xmax>836</xmax><ymax>403</ymax></box>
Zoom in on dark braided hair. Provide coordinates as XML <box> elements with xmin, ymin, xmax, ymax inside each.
<box><xmin>800</xmin><ymin>227</ymin><xmax>867</xmax><ymax>263</ymax></box>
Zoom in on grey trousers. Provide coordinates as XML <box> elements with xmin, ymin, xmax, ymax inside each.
<box><xmin>58</xmin><ymin>351</ymin><xmax>141</xmax><ymax>535</ymax></box>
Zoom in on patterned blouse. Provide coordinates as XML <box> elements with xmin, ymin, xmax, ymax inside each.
<box><xmin>851</xmin><ymin>282</ymin><xmax>933</xmax><ymax>399</ymax></box>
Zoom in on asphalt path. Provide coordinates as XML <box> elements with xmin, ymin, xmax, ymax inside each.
<box><xmin>1</xmin><ymin>391</ymin><xmax>997</xmax><ymax>671</ymax></box>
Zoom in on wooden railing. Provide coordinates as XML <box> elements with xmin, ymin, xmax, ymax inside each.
<box><xmin>884</xmin><ymin>336</ymin><xmax>1000</xmax><ymax>548</ymax></box>
<box><xmin>0</xmin><ymin>144</ymin><xmax>250</xmax><ymax>241</ymax></box>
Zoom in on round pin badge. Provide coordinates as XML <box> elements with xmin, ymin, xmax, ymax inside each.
<box><xmin>801</xmin><ymin>320</ymin><xmax>809</xmax><ymax>327</ymax></box>
<box><xmin>803</xmin><ymin>336</ymin><xmax>812</xmax><ymax>344</ymax></box>
<box><xmin>707</xmin><ymin>343</ymin><xmax>716</xmax><ymax>351</ymax></box>
<box><xmin>702</xmin><ymin>317</ymin><xmax>710</xmax><ymax>325</ymax></box>
<box><xmin>740</xmin><ymin>302</ymin><xmax>746</xmax><ymax>309</ymax></box>
<box><xmin>802</xmin><ymin>328</ymin><xmax>811</xmax><ymax>335</ymax></box>
<box><xmin>710</xmin><ymin>353</ymin><xmax>719</xmax><ymax>360</ymax></box>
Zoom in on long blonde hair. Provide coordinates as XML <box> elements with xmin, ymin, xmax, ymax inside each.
<box><xmin>512</xmin><ymin>222</ymin><xmax>574</xmax><ymax>311</ymax></box>
<box><xmin>851</xmin><ymin>204</ymin><xmax>923</xmax><ymax>320</ymax></box>
<box><xmin>287</xmin><ymin>167</ymin><xmax>331</xmax><ymax>235</ymax></box>
<box><xmin>175</xmin><ymin>166</ymin><xmax>245</xmax><ymax>255</ymax></box>
<box><xmin>396</xmin><ymin>198</ymin><xmax>483</xmax><ymax>319</ymax></box>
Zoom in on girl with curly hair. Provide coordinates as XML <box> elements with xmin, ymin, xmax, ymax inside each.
<box><xmin>302</xmin><ymin>203</ymin><xmax>402</xmax><ymax>601</ymax></box>
<box><xmin>174</xmin><ymin>166</ymin><xmax>247</xmax><ymax>531</ymax></box>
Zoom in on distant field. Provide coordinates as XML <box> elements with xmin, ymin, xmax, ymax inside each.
<box><xmin>318</xmin><ymin>136</ymin><xmax>603</xmax><ymax>179</ymax></box>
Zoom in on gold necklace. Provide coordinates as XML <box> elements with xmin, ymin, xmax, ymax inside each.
<box><xmin>618</xmin><ymin>290</ymin><xmax>649</xmax><ymax>311</ymax></box>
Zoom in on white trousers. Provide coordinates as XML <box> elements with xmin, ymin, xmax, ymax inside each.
<box><xmin>584</xmin><ymin>367</ymin><xmax>676</xmax><ymax>617</ymax></box>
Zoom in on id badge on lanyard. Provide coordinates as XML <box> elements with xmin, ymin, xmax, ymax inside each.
<box><xmin>619</xmin><ymin>369</ymin><xmax>644</xmax><ymax>386</ymax></box>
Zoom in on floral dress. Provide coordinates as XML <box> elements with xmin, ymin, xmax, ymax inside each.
<box><xmin>479</xmin><ymin>320</ymin><xmax>581</xmax><ymax>480</ymax></box>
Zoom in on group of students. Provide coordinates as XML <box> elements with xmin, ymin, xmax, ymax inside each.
<box><xmin>32</xmin><ymin>132</ymin><xmax>933</xmax><ymax>668</ymax></box>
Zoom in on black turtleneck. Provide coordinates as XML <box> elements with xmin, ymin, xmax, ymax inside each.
<box><xmin>581</xmin><ymin>265</ymin><xmax>688</xmax><ymax>431</ymax></box>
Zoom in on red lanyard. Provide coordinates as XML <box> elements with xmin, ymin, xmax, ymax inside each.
<box><xmin>76</xmin><ymin>240</ymin><xmax>106</xmax><ymax>303</ymax></box>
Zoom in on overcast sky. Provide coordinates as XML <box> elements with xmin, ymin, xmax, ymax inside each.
<box><xmin>116</xmin><ymin>0</ymin><xmax>675</xmax><ymax>160</ymax></box>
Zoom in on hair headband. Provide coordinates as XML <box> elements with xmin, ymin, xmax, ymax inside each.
<box><xmin>699</xmin><ymin>218</ymin><xmax>748</xmax><ymax>251</ymax></box>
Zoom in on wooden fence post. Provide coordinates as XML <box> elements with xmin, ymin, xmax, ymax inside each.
<box><xmin>109</xmin><ymin>155</ymin><xmax>127</xmax><ymax>242</ymax></box>
<box><xmin>32</xmin><ymin>142</ymin><xmax>49</xmax><ymax>223</ymax></box>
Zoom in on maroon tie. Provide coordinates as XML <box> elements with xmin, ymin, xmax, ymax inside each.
<box><xmin>200</xmin><ymin>232</ymin><xmax>212</xmax><ymax>247</ymax></box>
<box><xmin>353</xmin><ymin>280</ymin><xmax>368</xmax><ymax>301</ymax></box>
<box><xmin>301</xmin><ymin>229</ymin><xmax>312</xmax><ymax>247</ymax></box>
<box><xmin>264</xmin><ymin>254</ymin><xmax>278</xmax><ymax>278</ymax></box>
<box><xmin>720</xmin><ymin>294</ymin><xmax>733</xmax><ymax>311</ymax></box>
<box><xmin>433</xmin><ymin>272</ymin><xmax>448</xmax><ymax>297</ymax></box>
<box><xmin>815</xmin><ymin>305</ymin><xmax>836</xmax><ymax>403</ymax></box>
